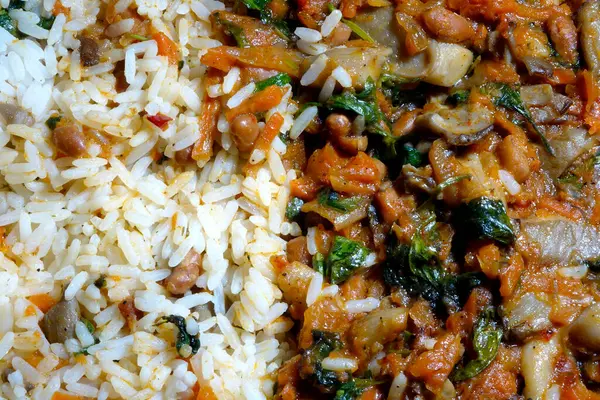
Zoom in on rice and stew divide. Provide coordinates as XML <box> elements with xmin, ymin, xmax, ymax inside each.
<box><xmin>0</xmin><ymin>0</ymin><xmax>599</xmax><ymax>397</ymax></box>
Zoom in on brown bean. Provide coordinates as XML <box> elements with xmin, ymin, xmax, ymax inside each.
<box><xmin>327</xmin><ymin>113</ymin><xmax>367</xmax><ymax>154</ymax></box>
<box><xmin>231</xmin><ymin>113</ymin><xmax>260</xmax><ymax>152</ymax></box>
<box><xmin>52</xmin><ymin>124</ymin><xmax>87</xmax><ymax>157</ymax></box>
<box><xmin>421</xmin><ymin>6</ymin><xmax>475</xmax><ymax>44</ymax></box>
<box><xmin>165</xmin><ymin>249</ymin><xmax>202</xmax><ymax>295</ymax></box>
<box><xmin>175</xmin><ymin>146</ymin><xmax>195</xmax><ymax>165</ymax></box>
<box><xmin>325</xmin><ymin>113</ymin><xmax>351</xmax><ymax>137</ymax></box>
<box><xmin>286</xmin><ymin>236</ymin><xmax>311</xmax><ymax>265</ymax></box>
<box><xmin>79</xmin><ymin>37</ymin><xmax>100</xmax><ymax>67</ymax></box>
<box><xmin>113</xmin><ymin>60</ymin><xmax>129</xmax><ymax>93</ymax></box>
<box><xmin>118</xmin><ymin>297</ymin><xmax>142</xmax><ymax>331</ymax></box>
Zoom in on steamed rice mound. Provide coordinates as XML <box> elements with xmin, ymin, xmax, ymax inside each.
<box><xmin>0</xmin><ymin>0</ymin><xmax>300</xmax><ymax>397</ymax></box>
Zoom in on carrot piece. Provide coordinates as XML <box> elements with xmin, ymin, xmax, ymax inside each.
<box><xmin>225</xmin><ymin>85</ymin><xmax>286</xmax><ymax>122</ymax></box>
<box><xmin>28</xmin><ymin>293</ymin><xmax>57</xmax><ymax>313</ymax></box>
<box><xmin>477</xmin><ymin>243</ymin><xmax>501</xmax><ymax>279</ymax></box>
<box><xmin>197</xmin><ymin>384</ymin><xmax>218</xmax><ymax>400</ymax></box>
<box><xmin>52</xmin><ymin>0</ymin><xmax>69</xmax><ymax>16</ymax></box>
<box><xmin>537</xmin><ymin>196</ymin><xmax>583</xmax><ymax>221</ymax></box>
<box><xmin>51</xmin><ymin>392</ymin><xmax>84</xmax><ymax>400</ymax></box>
<box><xmin>499</xmin><ymin>253</ymin><xmax>524</xmax><ymax>298</ymax></box>
<box><xmin>201</xmin><ymin>47</ymin><xmax>303</xmax><ymax>77</ymax></box>
<box><xmin>191</xmin><ymin>96</ymin><xmax>221</xmax><ymax>163</ymax></box>
<box><xmin>153</xmin><ymin>32</ymin><xmax>180</xmax><ymax>65</ymax></box>
<box><xmin>24</xmin><ymin>351</ymin><xmax>44</xmax><ymax>368</ymax></box>
<box><xmin>253</xmin><ymin>112</ymin><xmax>285</xmax><ymax>153</ymax></box>
<box><xmin>579</xmin><ymin>70</ymin><xmax>600</xmax><ymax>134</ymax></box>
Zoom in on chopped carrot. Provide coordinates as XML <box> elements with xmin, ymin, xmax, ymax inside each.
<box><xmin>253</xmin><ymin>112</ymin><xmax>285</xmax><ymax>153</ymax></box>
<box><xmin>24</xmin><ymin>305</ymin><xmax>37</xmax><ymax>317</ymax></box>
<box><xmin>537</xmin><ymin>196</ymin><xmax>583</xmax><ymax>221</ymax></box>
<box><xmin>74</xmin><ymin>353</ymin><xmax>88</xmax><ymax>364</ymax></box>
<box><xmin>196</xmin><ymin>384</ymin><xmax>218</xmax><ymax>400</ymax></box>
<box><xmin>24</xmin><ymin>351</ymin><xmax>44</xmax><ymax>368</ymax></box>
<box><xmin>407</xmin><ymin>333</ymin><xmax>463</xmax><ymax>393</ymax></box>
<box><xmin>591</xmin><ymin>193</ymin><xmax>600</xmax><ymax>226</ymax></box>
<box><xmin>51</xmin><ymin>392</ymin><xmax>84</xmax><ymax>400</ymax></box>
<box><xmin>201</xmin><ymin>46</ymin><xmax>304</xmax><ymax>78</ymax></box>
<box><xmin>547</xmin><ymin>68</ymin><xmax>577</xmax><ymax>85</ymax></box>
<box><xmin>477</xmin><ymin>243</ymin><xmax>501</xmax><ymax>279</ymax></box>
<box><xmin>28</xmin><ymin>293</ymin><xmax>57</xmax><ymax>313</ymax></box>
<box><xmin>153</xmin><ymin>32</ymin><xmax>180</xmax><ymax>65</ymax></box>
<box><xmin>191</xmin><ymin>96</ymin><xmax>221</xmax><ymax>163</ymax></box>
<box><xmin>52</xmin><ymin>0</ymin><xmax>70</xmax><ymax>16</ymax></box>
<box><xmin>225</xmin><ymin>85</ymin><xmax>286</xmax><ymax>122</ymax></box>
<box><xmin>578</xmin><ymin>70</ymin><xmax>600</xmax><ymax>134</ymax></box>
<box><xmin>473</xmin><ymin>60</ymin><xmax>519</xmax><ymax>84</ymax></box>
<box><xmin>499</xmin><ymin>253</ymin><xmax>524</xmax><ymax>297</ymax></box>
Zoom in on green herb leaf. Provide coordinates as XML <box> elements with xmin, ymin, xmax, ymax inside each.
<box><xmin>557</xmin><ymin>173</ymin><xmax>584</xmax><ymax>191</ymax></box>
<box><xmin>334</xmin><ymin>378</ymin><xmax>382</xmax><ymax>400</ymax></box>
<box><xmin>240</xmin><ymin>0</ymin><xmax>269</xmax><ymax>11</ymax></box>
<box><xmin>317</xmin><ymin>188</ymin><xmax>360</xmax><ymax>212</ymax></box>
<box><xmin>259</xmin><ymin>8</ymin><xmax>291</xmax><ymax>40</ymax></box>
<box><xmin>213</xmin><ymin>12</ymin><xmax>249</xmax><ymax>48</ymax></box>
<box><xmin>447</xmin><ymin>90</ymin><xmax>470</xmax><ymax>106</ymax></box>
<box><xmin>313</xmin><ymin>252</ymin><xmax>325</xmax><ymax>275</ymax></box>
<box><xmin>255</xmin><ymin>73</ymin><xmax>292</xmax><ymax>92</ymax></box>
<box><xmin>0</xmin><ymin>10</ymin><xmax>17</xmax><ymax>36</ymax></box>
<box><xmin>485</xmin><ymin>83</ymin><xmax>554</xmax><ymax>156</ymax></box>
<box><xmin>342</xmin><ymin>19</ymin><xmax>374</xmax><ymax>43</ymax></box>
<box><xmin>400</xmin><ymin>144</ymin><xmax>423</xmax><ymax>167</ymax></box>
<box><xmin>382</xmin><ymin>224</ymin><xmax>484</xmax><ymax>314</ymax></box>
<box><xmin>434</xmin><ymin>174</ymin><xmax>472</xmax><ymax>195</ymax></box>
<box><xmin>326</xmin><ymin>236</ymin><xmax>369</xmax><ymax>284</ymax></box>
<box><xmin>456</xmin><ymin>197</ymin><xmax>515</xmax><ymax>245</ymax></box>
<box><xmin>129</xmin><ymin>33</ymin><xmax>149</xmax><ymax>41</ymax></box>
<box><xmin>285</xmin><ymin>197</ymin><xmax>304</xmax><ymax>220</ymax></box>
<box><xmin>157</xmin><ymin>315</ymin><xmax>200</xmax><ymax>358</ymax></box>
<box><xmin>81</xmin><ymin>318</ymin><xmax>95</xmax><ymax>334</ymax></box>
<box><xmin>94</xmin><ymin>275</ymin><xmax>106</xmax><ymax>288</ymax></box>
<box><xmin>7</xmin><ymin>0</ymin><xmax>25</xmax><ymax>9</ymax></box>
<box><xmin>38</xmin><ymin>15</ymin><xmax>55</xmax><ymax>30</ymax></box>
<box><xmin>304</xmin><ymin>330</ymin><xmax>344</xmax><ymax>388</ymax></box>
<box><xmin>45</xmin><ymin>115</ymin><xmax>62</xmax><ymax>130</ymax></box>
<box><xmin>451</xmin><ymin>308</ymin><xmax>502</xmax><ymax>381</ymax></box>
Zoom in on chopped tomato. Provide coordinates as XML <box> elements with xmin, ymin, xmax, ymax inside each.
<box><xmin>147</xmin><ymin>113</ymin><xmax>173</xmax><ymax>130</ymax></box>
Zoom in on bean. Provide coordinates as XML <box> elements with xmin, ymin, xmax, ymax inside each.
<box><xmin>79</xmin><ymin>36</ymin><xmax>100</xmax><ymax>67</ymax></box>
<box><xmin>231</xmin><ymin>113</ymin><xmax>260</xmax><ymax>152</ymax></box>
<box><xmin>52</xmin><ymin>124</ymin><xmax>87</xmax><ymax>158</ymax></box>
<box><xmin>165</xmin><ymin>250</ymin><xmax>202</xmax><ymax>295</ymax></box>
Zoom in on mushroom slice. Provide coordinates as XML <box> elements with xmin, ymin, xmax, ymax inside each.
<box><xmin>0</xmin><ymin>103</ymin><xmax>34</xmax><ymax>126</ymax></box>
<box><xmin>579</xmin><ymin>0</ymin><xmax>600</xmax><ymax>76</ymax></box>
<box><xmin>423</xmin><ymin>40</ymin><xmax>473</xmax><ymax>87</ymax></box>
<box><xmin>417</xmin><ymin>105</ymin><xmax>494</xmax><ymax>145</ymax></box>
<box><xmin>323</xmin><ymin>46</ymin><xmax>393</xmax><ymax>88</ymax></box>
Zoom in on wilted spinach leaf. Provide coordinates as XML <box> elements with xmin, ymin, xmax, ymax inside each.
<box><xmin>303</xmin><ymin>330</ymin><xmax>343</xmax><ymax>388</ymax></box>
<box><xmin>45</xmin><ymin>115</ymin><xmax>62</xmax><ymax>130</ymax></box>
<box><xmin>38</xmin><ymin>15</ymin><xmax>55</xmax><ymax>30</ymax></box>
<box><xmin>334</xmin><ymin>378</ymin><xmax>381</xmax><ymax>400</ymax></box>
<box><xmin>157</xmin><ymin>315</ymin><xmax>200</xmax><ymax>358</ymax></box>
<box><xmin>456</xmin><ymin>197</ymin><xmax>514</xmax><ymax>245</ymax></box>
<box><xmin>318</xmin><ymin>188</ymin><xmax>359</xmax><ymax>212</ymax></box>
<box><xmin>285</xmin><ymin>197</ymin><xmax>304</xmax><ymax>220</ymax></box>
<box><xmin>484</xmin><ymin>83</ymin><xmax>554</xmax><ymax>156</ymax></box>
<box><xmin>0</xmin><ymin>10</ymin><xmax>16</xmax><ymax>36</ymax></box>
<box><xmin>326</xmin><ymin>236</ymin><xmax>369</xmax><ymax>284</ymax></box>
<box><xmin>255</xmin><ymin>73</ymin><xmax>292</xmax><ymax>92</ymax></box>
<box><xmin>451</xmin><ymin>308</ymin><xmax>502</xmax><ymax>381</ymax></box>
<box><xmin>446</xmin><ymin>90</ymin><xmax>470</xmax><ymax>106</ymax></box>
<box><xmin>382</xmin><ymin>223</ymin><xmax>484</xmax><ymax>313</ymax></box>
<box><xmin>313</xmin><ymin>252</ymin><xmax>325</xmax><ymax>275</ymax></box>
<box><xmin>240</xmin><ymin>0</ymin><xmax>269</xmax><ymax>11</ymax></box>
<box><xmin>400</xmin><ymin>144</ymin><xmax>423</xmax><ymax>167</ymax></box>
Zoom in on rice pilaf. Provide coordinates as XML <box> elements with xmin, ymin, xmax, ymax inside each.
<box><xmin>0</xmin><ymin>0</ymin><xmax>300</xmax><ymax>397</ymax></box>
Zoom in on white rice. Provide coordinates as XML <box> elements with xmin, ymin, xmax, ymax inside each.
<box><xmin>321</xmin><ymin>9</ymin><xmax>343</xmax><ymax>37</ymax></box>
<box><xmin>499</xmin><ymin>169</ymin><xmax>521</xmax><ymax>195</ymax></box>
<box><xmin>306</xmin><ymin>271</ymin><xmax>322</xmax><ymax>306</ymax></box>
<box><xmin>300</xmin><ymin>54</ymin><xmax>328</xmax><ymax>86</ymax></box>
<box><xmin>290</xmin><ymin>106</ymin><xmax>318</xmax><ymax>140</ymax></box>
<box><xmin>332</xmin><ymin>66</ymin><xmax>353</xmax><ymax>88</ymax></box>
<box><xmin>294</xmin><ymin>27</ymin><xmax>322</xmax><ymax>43</ymax></box>
<box><xmin>0</xmin><ymin>0</ymin><xmax>298</xmax><ymax>397</ymax></box>
<box><xmin>321</xmin><ymin>356</ymin><xmax>358</xmax><ymax>372</ymax></box>
<box><xmin>345</xmin><ymin>297</ymin><xmax>381</xmax><ymax>313</ymax></box>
